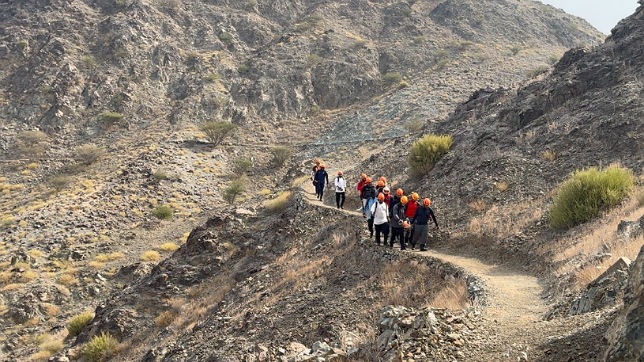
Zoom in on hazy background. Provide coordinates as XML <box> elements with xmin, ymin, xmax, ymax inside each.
<box><xmin>538</xmin><ymin>0</ymin><xmax>639</xmax><ymax>34</ymax></box>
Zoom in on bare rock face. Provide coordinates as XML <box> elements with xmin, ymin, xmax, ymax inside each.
<box><xmin>569</xmin><ymin>257</ymin><xmax>631</xmax><ymax>316</ymax></box>
<box><xmin>604</xmin><ymin>245</ymin><xmax>644</xmax><ymax>361</ymax></box>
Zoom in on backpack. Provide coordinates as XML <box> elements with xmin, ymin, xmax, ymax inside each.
<box><xmin>363</xmin><ymin>185</ymin><xmax>376</xmax><ymax>199</ymax></box>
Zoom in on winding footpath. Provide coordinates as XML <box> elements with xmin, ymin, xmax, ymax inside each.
<box><xmin>300</xmin><ymin>181</ymin><xmax>558</xmax><ymax>360</ymax></box>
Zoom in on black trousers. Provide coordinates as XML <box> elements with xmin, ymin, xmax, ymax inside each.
<box><xmin>335</xmin><ymin>192</ymin><xmax>345</xmax><ymax>208</ymax></box>
<box><xmin>367</xmin><ymin>218</ymin><xmax>374</xmax><ymax>237</ymax></box>
<box><xmin>375</xmin><ymin>222</ymin><xmax>389</xmax><ymax>245</ymax></box>
<box><xmin>315</xmin><ymin>183</ymin><xmax>325</xmax><ymax>199</ymax></box>
<box><xmin>391</xmin><ymin>227</ymin><xmax>405</xmax><ymax>248</ymax></box>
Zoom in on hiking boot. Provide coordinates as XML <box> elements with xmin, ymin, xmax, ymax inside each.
<box><xmin>419</xmin><ymin>247</ymin><xmax>427</xmax><ymax>251</ymax></box>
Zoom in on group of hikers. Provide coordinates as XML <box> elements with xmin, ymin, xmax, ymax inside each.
<box><xmin>311</xmin><ymin>160</ymin><xmax>439</xmax><ymax>252</ymax></box>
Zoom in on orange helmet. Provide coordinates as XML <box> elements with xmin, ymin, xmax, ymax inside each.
<box><xmin>411</xmin><ymin>192</ymin><xmax>419</xmax><ymax>201</ymax></box>
<box><xmin>423</xmin><ymin>198</ymin><xmax>431</xmax><ymax>206</ymax></box>
<box><xmin>337</xmin><ymin>170</ymin><xmax>343</xmax><ymax>176</ymax></box>
<box><xmin>319</xmin><ymin>163</ymin><xmax>326</xmax><ymax>169</ymax></box>
<box><xmin>376</xmin><ymin>180</ymin><xmax>385</xmax><ymax>187</ymax></box>
<box><xmin>383</xmin><ymin>186</ymin><xmax>390</xmax><ymax>194</ymax></box>
<box><xmin>403</xmin><ymin>221</ymin><xmax>410</xmax><ymax>229</ymax></box>
<box><xmin>400</xmin><ymin>196</ymin><xmax>408</xmax><ymax>204</ymax></box>
<box><xmin>396</xmin><ymin>188</ymin><xmax>403</xmax><ymax>196</ymax></box>
<box><xmin>314</xmin><ymin>159</ymin><xmax>321</xmax><ymax>165</ymax></box>
<box><xmin>379</xmin><ymin>176</ymin><xmax>387</xmax><ymax>184</ymax></box>
<box><xmin>365</xmin><ymin>177</ymin><xmax>372</xmax><ymax>184</ymax></box>
<box><xmin>360</xmin><ymin>173</ymin><xmax>367</xmax><ymax>181</ymax></box>
<box><xmin>377</xmin><ymin>193</ymin><xmax>385</xmax><ymax>201</ymax></box>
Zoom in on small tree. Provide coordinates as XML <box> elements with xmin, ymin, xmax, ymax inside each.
<box><xmin>74</xmin><ymin>144</ymin><xmax>105</xmax><ymax>165</ymax></box>
<box><xmin>199</xmin><ymin>121</ymin><xmax>236</xmax><ymax>146</ymax></box>
<box><xmin>270</xmin><ymin>146</ymin><xmax>294</xmax><ymax>167</ymax></box>
<box><xmin>408</xmin><ymin>134</ymin><xmax>453</xmax><ymax>177</ymax></box>
<box><xmin>231</xmin><ymin>157</ymin><xmax>253</xmax><ymax>176</ymax></box>
<box><xmin>223</xmin><ymin>179</ymin><xmax>245</xmax><ymax>204</ymax></box>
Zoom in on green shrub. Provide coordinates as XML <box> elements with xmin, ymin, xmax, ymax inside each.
<box><xmin>382</xmin><ymin>72</ymin><xmax>402</xmax><ymax>85</ymax></box>
<box><xmin>82</xmin><ymin>332</ymin><xmax>118</xmax><ymax>362</ymax></box>
<box><xmin>270</xmin><ymin>146</ymin><xmax>294</xmax><ymax>167</ymax></box>
<box><xmin>526</xmin><ymin>65</ymin><xmax>550</xmax><ymax>78</ymax></box>
<box><xmin>218</xmin><ymin>32</ymin><xmax>233</xmax><ymax>44</ymax></box>
<box><xmin>204</xmin><ymin>73</ymin><xmax>221</xmax><ymax>82</ymax></box>
<box><xmin>152</xmin><ymin>170</ymin><xmax>169</xmax><ymax>182</ymax></box>
<box><xmin>407</xmin><ymin>134</ymin><xmax>453</xmax><ymax>177</ymax></box>
<box><xmin>237</xmin><ymin>64</ymin><xmax>250</xmax><ymax>73</ymax></box>
<box><xmin>509</xmin><ymin>46</ymin><xmax>521</xmax><ymax>56</ymax></box>
<box><xmin>549</xmin><ymin>166</ymin><xmax>635</xmax><ymax>229</ymax></box>
<box><xmin>98</xmin><ymin>112</ymin><xmax>124</xmax><ymax>128</ymax></box>
<box><xmin>74</xmin><ymin>144</ymin><xmax>105</xmax><ymax>165</ymax></box>
<box><xmin>82</xmin><ymin>55</ymin><xmax>97</xmax><ymax>68</ymax></box>
<box><xmin>67</xmin><ymin>311</ymin><xmax>94</xmax><ymax>337</ymax></box>
<box><xmin>152</xmin><ymin>205</ymin><xmax>173</xmax><ymax>220</ymax></box>
<box><xmin>199</xmin><ymin>121</ymin><xmax>236</xmax><ymax>146</ymax></box>
<box><xmin>231</xmin><ymin>157</ymin><xmax>252</xmax><ymax>176</ymax></box>
<box><xmin>223</xmin><ymin>179</ymin><xmax>245</xmax><ymax>204</ymax></box>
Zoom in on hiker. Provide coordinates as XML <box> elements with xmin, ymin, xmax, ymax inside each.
<box><xmin>391</xmin><ymin>195</ymin><xmax>408</xmax><ymax>249</ymax></box>
<box><xmin>389</xmin><ymin>188</ymin><xmax>404</xmax><ymax>245</ymax></box>
<box><xmin>335</xmin><ymin>170</ymin><xmax>346</xmax><ymax>209</ymax></box>
<box><xmin>370</xmin><ymin>193</ymin><xmax>390</xmax><ymax>245</ymax></box>
<box><xmin>379</xmin><ymin>176</ymin><xmax>387</xmax><ymax>186</ymax></box>
<box><xmin>410</xmin><ymin>198</ymin><xmax>439</xmax><ymax>251</ymax></box>
<box><xmin>382</xmin><ymin>186</ymin><xmax>392</xmax><ymax>206</ymax></box>
<box><xmin>375</xmin><ymin>180</ymin><xmax>385</xmax><ymax>195</ymax></box>
<box><xmin>405</xmin><ymin>192</ymin><xmax>420</xmax><ymax>249</ymax></box>
<box><xmin>314</xmin><ymin>163</ymin><xmax>329</xmax><ymax>201</ymax></box>
<box><xmin>311</xmin><ymin>159</ymin><xmax>321</xmax><ymax>181</ymax></box>
<box><xmin>361</xmin><ymin>178</ymin><xmax>377</xmax><ymax>237</ymax></box>
<box><xmin>356</xmin><ymin>173</ymin><xmax>367</xmax><ymax>211</ymax></box>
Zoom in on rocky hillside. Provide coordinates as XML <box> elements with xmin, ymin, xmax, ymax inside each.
<box><xmin>1</xmin><ymin>0</ymin><xmax>634</xmax><ymax>361</ymax></box>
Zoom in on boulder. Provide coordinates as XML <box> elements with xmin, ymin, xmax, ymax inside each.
<box><xmin>569</xmin><ymin>257</ymin><xmax>631</xmax><ymax>315</ymax></box>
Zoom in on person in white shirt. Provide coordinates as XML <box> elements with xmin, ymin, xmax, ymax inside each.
<box><xmin>334</xmin><ymin>171</ymin><xmax>347</xmax><ymax>209</ymax></box>
<box><xmin>370</xmin><ymin>193</ymin><xmax>390</xmax><ymax>245</ymax></box>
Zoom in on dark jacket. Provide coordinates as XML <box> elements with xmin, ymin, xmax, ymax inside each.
<box><xmin>361</xmin><ymin>184</ymin><xmax>376</xmax><ymax>199</ymax></box>
<box><xmin>314</xmin><ymin>169</ymin><xmax>329</xmax><ymax>184</ymax></box>
<box><xmin>412</xmin><ymin>206</ymin><xmax>438</xmax><ymax>227</ymax></box>
<box><xmin>392</xmin><ymin>203</ymin><xmax>406</xmax><ymax>228</ymax></box>
<box><xmin>390</xmin><ymin>195</ymin><xmax>401</xmax><ymax>217</ymax></box>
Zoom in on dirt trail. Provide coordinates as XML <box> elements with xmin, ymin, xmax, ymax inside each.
<box><xmin>301</xmin><ymin>181</ymin><xmax>552</xmax><ymax>360</ymax></box>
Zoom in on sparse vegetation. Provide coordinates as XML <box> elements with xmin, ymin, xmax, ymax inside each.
<box><xmin>158</xmin><ymin>242</ymin><xmax>179</xmax><ymax>252</ymax></box>
<box><xmin>549</xmin><ymin>165</ymin><xmax>635</xmax><ymax>229</ymax></box>
<box><xmin>140</xmin><ymin>250</ymin><xmax>161</xmax><ymax>261</ymax></box>
<box><xmin>496</xmin><ymin>181</ymin><xmax>509</xmax><ymax>192</ymax></box>
<box><xmin>541</xmin><ymin>149</ymin><xmax>557</xmax><ymax>161</ymax></box>
<box><xmin>231</xmin><ymin>157</ymin><xmax>252</xmax><ymax>176</ymax></box>
<box><xmin>509</xmin><ymin>46</ymin><xmax>521</xmax><ymax>56</ymax></box>
<box><xmin>82</xmin><ymin>332</ymin><xmax>119</xmax><ymax>362</ymax></box>
<box><xmin>237</xmin><ymin>64</ymin><xmax>249</xmax><ymax>73</ymax></box>
<box><xmin>155</xmin><ymin>310</ymin><xmax>177</xmax><ymax>328</ymax></box>
<box><xmin>270</xmin><ymin>146</ymin><xmax>294</xmax><ymax>167</ymax></box>
<box><xmin>152</xmin><ymin>205</ymin><xmax>174</xmax><ymax>220</ymax></box>
<box><xmin>204</xmin><ymin>73</ymin><xmax>221</xmax><ymax>82</ymax></box>
<box><xmin>407</xmin><ymin>134</ymin><xmax>453</xmax><ymax>177</ymax></box>
<box><xmin>264</xmin><ymin>191</ymin><xmax>292</xmax><ymax>213</ymax></box>
<box><xmin>82</xmin><ymin>55</ymin><xmax>97</xmax><ymax>68</ymax></box>
<box><xmin>548</xmin><ymin>53</ymin><xmax>561</xmax><ymax>65</ymax></box>
<box><xmin>49</xmin><ymin>175</ymin><xmax>72</xmax><ymax>193</ymax></box>
<box><xmin>74</xmin><ymin>144</ymin><xmax>105</xmax><ymax>165</ymax></box>
<box><xmin>67</xmin><ymin>311</ymin><xmax>94</xmax><ymax>337</ymax></box>
<box><xmin>218</xmin><ymin>32</ymin><xmax>233</xmax><ymax>44</ymax></box>
<box><xmin>17</xmin><ymin>130</ymin><xmax>48</xmax><ymax>145</ymax></box>
<box><xmin>223</xmin><ymin>178</ymin><xmax>245</xmax><ymax>204</ymax></box>
<box><xmin>199</xmin><ymin>121</ymin><xmax>236</xmax><ymax>146</ymax></box>
<box><xmin>526</xmin><ymin>65</ymin><xmax>550</xmax><ymax>78</ymax></box>
<box><xmin>98</xmin><ymin>111</ymin><xmax>124</xmax><ymax>128</ymax></box>
<box><xmin>406</xmin><ymin>118</ymin><xmax>425</xmax><ymax>133</ymax></box>
<box><xmin>152</xmin><ymin>170</ymin><xmax>170</xmax><ymax>182</ymax></box>
<box><xmin>382</xmin><ymin>72</ymin><xmax>403</xmax><ymax>86</ymax></box>
<box><xmin>306</xmin><ymin>54</ymin><xmax>323</xmax><ymax>67</ymax></box>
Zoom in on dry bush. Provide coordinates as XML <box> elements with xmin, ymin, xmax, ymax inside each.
<box><xmin>429</xmin><ymin>279</ymin><xmax>469</xmax><ymax>311</ymax></box>
<box><xmin>270</xmin><ymin>146</ymin><xmax>294</xmax><ymax>167</ymax></box>
<box><xmin>379</xmin><ymin>260</ymin><xmax>441</xmax><ymax>307</ymax></box>
<box><xmin>291</xmin><ymin>175</ymin><xmax>310</xmax><ymax>187</ymax></box>
<box><xmin>49</xmin><ymin>175</ymin><xmax>72</xmax><ymax>193</ymax></box>
<box><xmin>155</xmin><ymin>310</ymin><xmax>178</xmax><ymax>328</ymax></box>
<box><xmin>74</xmin><ymin>144</ymin><xmax>105</xmax><ymax>165</ymax></box>
<box><xmin>42</xmin><ymin>303</ymin><xmax>61</xmax><ymax>317</ymax></box>
<box><xmin>141</xmin><ymin>250</ymin><xmax>161</xmax><ymax>262</ymax></box>
<box><xmin>158</xmin><ymin>242</ymin><xmax>179</xmax><ymax>252</ymax></box>
<box><xmin>17</xmin><ymin>130</ymin><xmax>48</xmax><ymax>145</ymax></box>
<box><xmin>264</xmin><ymin>191</ymin><xmax>292</xmax><ymax>213</ymax></box>
<box><xmin>82</xmin><ymin>332</ymin><xmax>119</xmax><ymax>362</ymax></box>
<box><xmin>57</xmin><ymin>274</ymin><xmax>78</xmax><ymax>286</ymax></box>
<box><xmin>495</xmin><ymin>181</ymin><xmax>509</xmax><ymax>192</ymax></box>
<box><xmin>98</xmin><ymin>112</ymin><xmax>124</xmax><ymax>128</ymax></box>
<box><xmin>541</xmin><ymin>149</ymin><xmax>557</xmax><ymax>161</ymax></box>
<box><xmin>468</xmin><ymin>200</ymin><xmax>544</xmax><ymax>239</ymax></box>
<box><xmin>468</xmin><ymin>199</ymin><xmax>487</xmax><ymax>212</ymax></box>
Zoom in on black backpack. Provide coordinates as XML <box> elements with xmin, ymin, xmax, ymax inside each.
<box><xmin>363</xmin><ymin>185</ymin><xmax>376</xmax><ymax>199</ymax></box>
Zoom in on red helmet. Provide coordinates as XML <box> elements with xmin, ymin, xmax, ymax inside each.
<box><xmin>423</xmin><ymin>198</ymin><xmax>431</xmax><ymax>207</ymax></box>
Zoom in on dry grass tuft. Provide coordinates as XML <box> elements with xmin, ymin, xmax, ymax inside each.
<box><xmin>541</xmin><ymin>149</ymin><xmax>557</xmax><ymax>161</ymax></box>
<box><xmin>57</xmin><ymin>273</ymin><xmax>78</xmax><ymax>286</ymax></box>
<box><xmin>495</xmin><ymin>181</ymin><xmax>509</xmax><ymax>192</ymax></box>
<box><xmin>429</xmin><ymin>279</ymin><xmax>469</xmax><ymax>311</ymax></box>
<box><xmin>264</xmin><ymin>191</ymin><xmax>292</xmax><ymax>213</ymax></box>
<box><xmin>468</xmin><ymin>199</ymin><xmax>487</xmax><ymax>213</ymax></box>
<box><xmin>155</xmin><ymin>310</ymin><xmax>178</xmax><ymax>328</ymax></box>
<box><xmin>158</xmin><ymin>242</ymin><xmax>179</xmax><ymax>252</ymax></box>
<box><xmin>140</xmin><ymin>250</ymin><xmax>161</xmax><ymax>262</ymax></box>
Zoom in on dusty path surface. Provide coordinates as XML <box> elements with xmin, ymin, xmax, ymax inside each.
<box><xmin>300</xmin><ymin>181</ymin><xmax>568</xmax><ymax>360</ymax></box>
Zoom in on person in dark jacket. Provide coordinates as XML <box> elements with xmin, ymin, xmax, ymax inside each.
<box><xmin>410</xmin><ymin>198</ymin><xmax>439</xmax><ymax>251</ymax></box>
<box><xmin>389</xmin><ymin>188</ymin><xmax>403</xmax><ymax>245</ymax></box>
<box><xmin>391</xmin><ymin>195</ymin><xmax>408</xmax><ymax>249</ymax></box>
<box><xmin>314</xmin><ymin>164</ymin><xmax>329</xmax><ymax>200</ymax></box>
